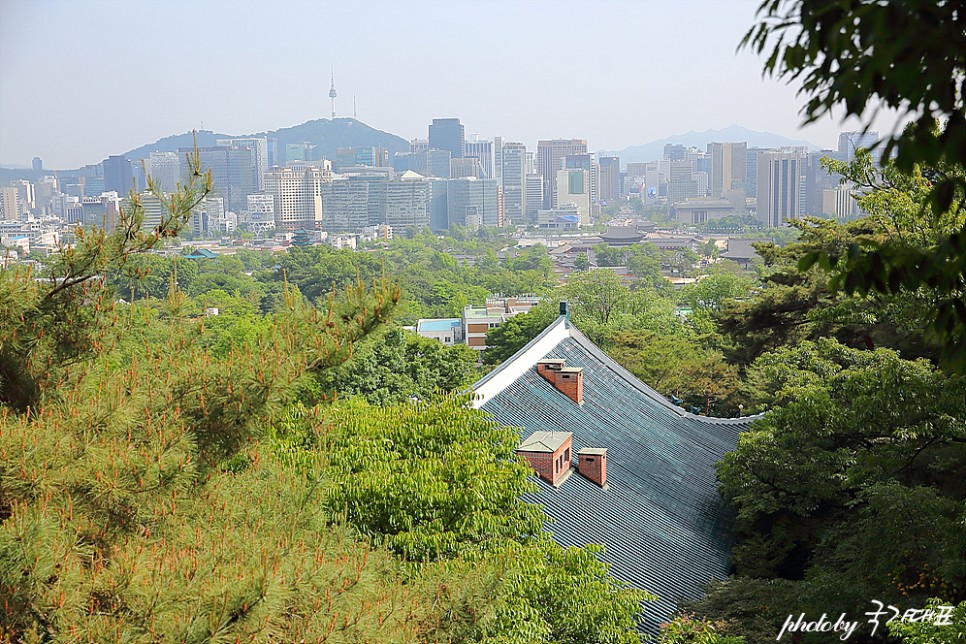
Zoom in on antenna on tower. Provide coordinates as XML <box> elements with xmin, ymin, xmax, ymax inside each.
<box><xmin>353</xmin><ymin>94</ymin><xmax>357</xmax><ymax>120</ymax></box>
<box><xmin>328</xmin><ymin>65</ymin><xmax>338</xmax><ymax>120</ymax></box>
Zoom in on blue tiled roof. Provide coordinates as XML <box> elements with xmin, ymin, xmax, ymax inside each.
<box><xmin>473</xmin><ymin>315</ymin><xmax>757</xmax><ymax>635</ymax></box>
<box><xmin>184</xmin><ymin>248</ymin><xmax>218</xmax><ymax>259</ymax></box>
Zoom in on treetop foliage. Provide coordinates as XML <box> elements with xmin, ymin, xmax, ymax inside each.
<box><xmin>743</xmin><ymin>0</ymin><xmax>966</xmax><ymax>373</ymax></box>
<box><xmin>742</xmin><ymin>0</ymin><xmax>965</xmax><ymax>186</ymax></box>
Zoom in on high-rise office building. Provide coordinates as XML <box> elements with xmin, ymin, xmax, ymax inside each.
<box><xmin>191</xmin><ymin>196</ymin><xmax>226</xmax><ymax>237</ymax></box>
<box><xmin>804</xmin><ymin>150</ymin><xmax>842</xmax><ymax>216</ymax></box>
<box><xmin>427</xmin><ymin>178</ymin><xmax>449</xmax><ymax>231</ymax></box>
<box><xmin>450</xmin><ymin>157</ymin><xmax>483</xmax><ymax>179</ymax></box>
<box><xmin>320</xmin><ymin>179</ymin><xmax>370</xmax><ymax>232</ymax></box>
<box><xmin>103</xmin><ymin>155</ymin><xmax>134</xmax><ymax>195</ymax></box>
<box><xmin>183</xmin><ymin>146</ymin><xmax>256</xmax><ymax>213</ymax></box>
<box><xmin>391</xmin><ymin>152</ymin><xmax>415</xmax><ymax>173</ymax></box>
<box><xmin>285</xmin><ymin>142</ymin><xmax>318</xmax><ymax>164</ymax></box>
<box><xmin>147</xmin><ymin>152</ymin><xmax>181</xmax><ymax>192</ymax></box>
<box><xmin>336</xmin><ymin>146</ymin><xmax>388</xmax><ymax>171</ymax></box>
<box><xmin>263</xmin><ymin>166</ymin><xmax>329</xmax><ymax>230</ymax></box>
<box><xmin>34</xmin><ymin>176</ymin><xmax>57</xmax><ymax>216</ymax></box>
<box><xmin>837</xmin><ymin>130</ymin><xmax>880</xmax><ymax>163</ymax></box>
<box><xmin>0</xmin><ymin>187</ymin><xmax>20</xmax><ymax>220</ymax></box>
<box><xmin>447</xmin><ymin>178</ymin><xmax>502</xmax><ymax>228</ymax></box>
<box><xmin>709</xmin><ymin>142</ymin><xmax>748</xmax><ymax>198</ymax></box>
<box><xmin>428</xmin><ymin>118</ymin><xmax>465</xmax><ymax>159</ymax></box>
<box><xmin>414</xmin><ymin>149</ymin><xmax>451</xmax><ymax>179</ymax></box>
<box><xmin>745</xmin><ymin>147</ymin><xmax>771</xmax><ymax>198</ymax></box>
<box><xmin>756</xmin><ymin>151</ymin><xmax>804</xmax><ymax>227</ymax></box>
<box><xmin>10</xmin><ymin>180</ymin><xmax>34</xmax><ymax>216</ymax></box>
<box><xmin>139</xmin><ymin>192</ymin><xmax>166</xmax><ymax>232</ymax></box>
<box><xmin>598</xmin><ymin>156</ymin><xmax>621</xmax><ymax>203</ymax></box>
<box><xmin>501</xmin><ymin>142</ymin><xmax>527</xmax><ymax>224</ymax></box>
<box><xmin>555</xmin><ymin>169</ymin><xmax>591</xmax><ymax>225</ymax></box>
<box><xmin>537</xmin><ymin>139</ymin><xmax>587</xmax><ymax>208</ymax></box>
<box><xmin>32</xmin><ymin>157</ymin><xmax>43</xmax><ymax>172</ymax></box>
<box><xmin>821</xmin><ymin>184</ymin><xmax>861</xmax><ymax>221</ymax></box>
<box><xmin>217</xmin><ymin>137</ymin><xmax>269</xmax><ymax>191</ymax></box>
<box><xmin>667</xmin><ymin>160</ymin><xmax>702</xmax><ymax>205</ymax></box>
<box><xmin>464</xmin><ymin>139</ymin><xmax>494</xmax><ymax>179</ymax></box>
<box><xmin>525</xmin><ymin>174</ymin><xmax>544</xmax><ymax>222</ymax></box>
<box><xmin>663</xmin><ymin>144</ymin><xmax>687</xmax><ymax>161</ymax></box>
<box><xmin>246</xmin><ymin>194</ymin><xmax>276</xmax><ymax>232</ymax></box>
<box><xmin>385</xmin><ymin>174</ymin><xmax>430</xmax><ymax>228</ymax></box>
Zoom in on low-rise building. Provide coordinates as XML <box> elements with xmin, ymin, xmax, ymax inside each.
<box><xmin>415</xmin><ymin>318</ymin><xmax>464</xmax><ymax>345</ymax></box>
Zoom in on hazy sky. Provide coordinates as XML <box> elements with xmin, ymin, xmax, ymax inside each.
<box><xmin>0</xmin><ymin>0</ymin><xmax>899</xmax><ymax>169</ymax></box>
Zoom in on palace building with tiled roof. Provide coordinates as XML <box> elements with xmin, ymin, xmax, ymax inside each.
<box><xmin>472</xmin><ymin>302</ymin><xmax>759</xmax><ymax>635</ymax></box>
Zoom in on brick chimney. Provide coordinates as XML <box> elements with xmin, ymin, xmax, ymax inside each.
<box><xmin>578</xmin><ymin>448</ymin><xmax>607</xmax><ymax>487</ymax></box>
<box><xmin>516</xmin><ymin>431</ymin><xmax>573</xmax><ymax>487</ymax></box>
<box><xmin>537</xmin><ymin>359</ymin><xmax>584</xmax><ymax>404</ymax></box>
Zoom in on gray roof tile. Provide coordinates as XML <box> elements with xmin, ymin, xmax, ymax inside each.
<box><xmin>473</xmin><ymin>315</ymin><xmax>758</xmax><ymax>635</ymax></box>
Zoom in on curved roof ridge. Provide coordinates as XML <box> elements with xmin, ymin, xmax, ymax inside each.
<box><xmin>471</xmin><ymin>315</ymin><xmax>570</xmax><ymax>408</ymax></box>
<box><xmin>472</xmin><ymin>314</ymin><xmax>764</xmax><ymax>424</ymax></box>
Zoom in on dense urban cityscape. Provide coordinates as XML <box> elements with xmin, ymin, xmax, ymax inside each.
<box><xmin>1</xmin><ymin>111</ymin><xmax>879</xmax><ymax>262</ymax></box>
<box><xmin>2</xmin><ymin>0</ymin><xmax>963</xmax><ymax>642</ymax></box>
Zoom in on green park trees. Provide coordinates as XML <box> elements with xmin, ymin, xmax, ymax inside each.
<box><xmin>744</xmin><ymin>0</ymin><xmax>966</xmax><ymax>373</ymax></box>
<box><xmin>685</xmin><ymin>340</ymin><xmax>966</xmax><ymax>641</ymax></box>
<box><xmin>0</xmin><ymin>157</ymin><xmax>647</xmax><ymax>642</ymax></box>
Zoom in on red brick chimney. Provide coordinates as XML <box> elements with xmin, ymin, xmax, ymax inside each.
<box><xmin>578</xmin><ymin>448</ymin><xmax>607</xmax><ymax>487</ymax></box>
<box><xmin>516</xmin><ymin>431</ymin><xmax>573</xmax><ymax>487</ymax></box>
<box><xmin>537</xmin><ymin>360</ymin><xmax>584</xmax><ymax>404</ymax></box>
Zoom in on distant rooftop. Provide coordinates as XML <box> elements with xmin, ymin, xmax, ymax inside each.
<box><xmin>464</xmin><ymin>306</ymin><xmax>502</xmax><ymax>319</ymax></box>
<box><xmin>416</xmin><ymin>318</ymin><xmax>461</xmax><ymax>332</ymax></box>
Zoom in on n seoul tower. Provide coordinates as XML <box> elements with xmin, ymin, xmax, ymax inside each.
<box><xmin>328</xmin><ymin>66</ymin><xmax>338</xmax><ymax>119</ymax></box>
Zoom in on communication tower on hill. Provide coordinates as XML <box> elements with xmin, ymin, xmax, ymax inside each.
<box><xmin>328</xmin><ymin>66</ymin><xmax>338</xmax><ymax>119</ymax></box>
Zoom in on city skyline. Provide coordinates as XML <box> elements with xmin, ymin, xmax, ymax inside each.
<box><xmin>0</xmin><ymin>0</ymin><xmax>905</xmax><ymax>169</ymax></box>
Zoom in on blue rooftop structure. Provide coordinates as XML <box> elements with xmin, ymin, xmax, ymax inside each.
<box><xmin>183</xmin><ymin>248</ymin><xmax>219</xmax><ymax>259</ymax></box>
<box><xmin>472</xmin><ymin>305</ymin><xmax>758</xmax><ymax>635</ymax></box>
<box><xmin>416</xmin><ymin>318</ymin><xmax>461</xmax><ymax>333</ymax></box>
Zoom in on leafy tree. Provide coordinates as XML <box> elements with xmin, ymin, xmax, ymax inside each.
<box><xmin>563</xmin><ymin>269</ymin><xmax>628</xmax><ymax>326</ymax></box>
<box><xmin>593</xmin><ymin>243</ymin><xmax>626</xmax><ymax>267</ymax></box>
<box><xmin>888</xmin><ymin>598</ymin><xmax>966</xmax><ymax>643</ymax></box>
<box><xmin>681</xmin><ymin>272</ymin><xmax>754</xmax><ymax>313</ymax></box>
<box><xmin>742</xmin><ymin>0</ymin><xmax>964</xmax><ymax>187</ymax></box>
<box><xmin>658</xmin><ymin>614</ymin><xmax>745</xmax><ymax>644</ymax></box>
<box><xmin>609</xmin><ymin>331</ymin><xmax>741</xmax><ymax>416</ymax></box>
<box><xmin>0</xmin><ymin>149</ymin><xmax>211</xmax><ymax>412</ymax></box>
<box><xmin>0</xmin><ymin>153</ymin><xmax>420</xmax><ymax>640</ymax></box>
<box><xmin>463</xmin><ymin>541</ymin><xmax>651</xmax><ymax>644</ymax></box>
<box><xmin>714</xmin><ymin>339</ymin><xmax>966</xmax><ymax>630</ymax></box>
<box><xmin>319</xmin><ymin>394</ymin><xmax>546</xmax><ymax>561</ymax></box>
<box><xmin>743</xmin><ymin>0</ymin><xmax>966</xmax><ymax>372</ymax></box>
<box><xmin>574</xmin><ymin>252</ymin><xmax>590</xmax><ymax>271</ymax></box>
<box><xmin>717</xmin><ymin>216</ymin><xmax>943</xmax><ymax>367</ymax></box>
<box><xmin>313</xmin><ymin>326</ymin><xmax>478</xmax><ymax>405</ymax></box>
<box><xmin>674</xmin><ymin>579</ymin><xmax>801</xmax><ymax>644</ymax></box>
<box><xmin>626</xmin><ymin>243</ymin><xmax>669</xmax><ymax>289</ymax></box>
<box><xmin>483</xmin><ymin>301</ymin><xmax>558</xmax><ymax>365</ymax></box>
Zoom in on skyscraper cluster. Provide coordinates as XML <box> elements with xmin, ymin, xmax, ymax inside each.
<box><xmin>4</xmin><ymin>95</ymin><xmax>881</xmax><ymax>257</ymax></box>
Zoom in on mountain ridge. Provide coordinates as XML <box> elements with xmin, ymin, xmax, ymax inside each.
<box><xmin>120</xmin><ymin>117</ymin><xmax>410</xmax><ymax>167</ymax></box>
<box><xmin>602</xmin><ymin>125</ymin><xmax>821</xmax><ymax>166</ymax></box>
<box><xmin>1</xmin><ymin>122</ymin><xmax>823</xmax><ymax>179</ymax></box>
